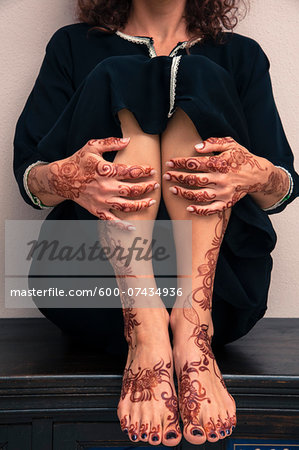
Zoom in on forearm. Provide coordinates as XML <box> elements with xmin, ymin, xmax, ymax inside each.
<box><xmin>27</xmin><ymin>162</ymin><xmax>65</xmax><ymax>207</ymax></box>
<box><xmin>249</xmin><ymin>159</ymin><xmax>291</xmax><ymax>209</ymax></box>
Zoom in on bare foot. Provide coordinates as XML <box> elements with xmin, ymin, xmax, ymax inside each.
<box><xmin>170</xmin><ymin>308</ymin><xmax>236</xmax><ymax>444</ymax></box>
<box><xmin>117</xmin><ymin>307</ymin><xmax>182</xmax><ymax>446</ymax></box>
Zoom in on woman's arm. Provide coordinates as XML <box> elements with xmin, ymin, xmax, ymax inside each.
<box><xmin>237</xmin><ymin>40</ymin><xmax>298</xmax><ymax>214</ymax></box>
<box><xmin>243</xmin><ymin>159</ymin><xmax>291</xmax><ymax>210</ymax></box>
<box><xmin>13</xmin><ymin>27</ymin><xmax>75</xmax><ymax>209</ymax></box>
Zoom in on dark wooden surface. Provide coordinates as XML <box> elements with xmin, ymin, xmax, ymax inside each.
<box><xmin>0</xmin><ymin>317</ymin><xmax>298</xmax><ymax>376</ymax></box>
<box><xmin>0</xmin><ymin>317</ymin><xmax>298</xmax><ymax>448</ymax></box>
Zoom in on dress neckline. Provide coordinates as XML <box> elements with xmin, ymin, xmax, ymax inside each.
<box><xmin>115</xmin><ymin>30</ymin><xmax>202</xmax><ymax>58</ymax></box>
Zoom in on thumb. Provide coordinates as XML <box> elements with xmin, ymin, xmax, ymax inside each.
<box><xmin>194</xmin><ymin>140</ymin><xmax>215</xmax><ymax>156</ymax></box>
<box><xmin>87</xmin><ymin>137</ymin><xmax>130</xmax><ymax>155</ymax></box>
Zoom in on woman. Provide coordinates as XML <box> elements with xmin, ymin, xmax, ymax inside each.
<box><xmin>13</xmin><ymin>0</ymin><xmax>298</xmax><ymax>446</ymax></box>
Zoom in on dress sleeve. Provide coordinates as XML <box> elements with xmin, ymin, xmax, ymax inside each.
<box><xmin>237</xmin><ymin>40</ymin><xmax>299</xmax><ymax>215</ymax></box>
<box><xmin>13</xmin><ymin>28</ymin><xmax>75</xmax><ymax>209</ymax></box>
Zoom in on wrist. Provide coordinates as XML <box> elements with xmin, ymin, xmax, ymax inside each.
<box><xmin>26</xmin><ymin>161</ymin><xmax>65</xmax><ymax>207</ymax></box>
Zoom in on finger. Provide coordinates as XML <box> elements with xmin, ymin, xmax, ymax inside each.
<box><xmin>95</xmin><ymin>209</ymin><xmax>136</xmax><ymax>231</ymax></box>
<box><xmin>163</xmin><ymin>170</ymin><xmax>216</xmax><ymax>187</ymax></box>
<box><xmin>169</xmin><ymin>186</ymin><xmax>217</xmax><ymax>202</ymax></box>
<box><xmin>165</xmin><ymin>156</ymin><xmax>214</xmax><ymax>172</ymax></box>
<box><xmin>186</xmin><ymin>201</ymin><xmax>227</xmax><ymax>216</ymax></box>
<box><xmin>86</xmin><ymin>137</ymin><xmax>130</xmax><ymax>154</ymax></box>
<box><xmin>117</xmin><ymin>182</ymin><xmax>160</xmax><ymax>197</ymax></box>
<box><xmin>194</xmin><ymin>136</ymin><xmax>236</xmax><ymax>153</ymax></box>
<box><xmin>106</xmin><ymin>197</ymin><xmax>156</xmax><ymax>212</ymax></box>
<box><xmin>96</xmin><ymin>161</ymin><xmax>155</xmax><ymax>179</ymax></box>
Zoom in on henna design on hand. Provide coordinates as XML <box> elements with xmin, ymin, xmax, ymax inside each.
<box><xmin>105</xmin><ymin>198</ymin><xmax>154</xmax><ymax>212</ymax></box>
<box><xmin>172</xmin><ymin>186</ymin><xmax>216</xmax><ymax>202</ymax></box>
<box><xmin>165</xmin><ymin>172</ymin><xmax>216</xmax><ymax>188</ymax></box>
<box><xmin>118</xmin><ymin>183</ymin><xmax>156</xmax><ymax>197</ymax></box>
<box><xmin>48</xmin><ymin>153</ymin><xmax>98</xmax><ymax>200</ymax></box>
<box><xmin>96</xmin><ymin>162</ymin><xmax>152</xmax><ymax>179</ymax></box>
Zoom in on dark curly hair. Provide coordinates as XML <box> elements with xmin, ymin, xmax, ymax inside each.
<box><xmin>77</xmin><ymin>0</ymin><xmax>248</xmax><ymax>46</ymax></box>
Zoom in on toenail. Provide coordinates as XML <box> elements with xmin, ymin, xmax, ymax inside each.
<box><xmin>192</xmin><ymin>429</ymin><xmax>204</xmax><ymax>436</ymax></box>
<box><xmin>220</xmin><ymin>430</ymin><xmax>225</xmax><ymax>437</ymax></box>
<box><xmin>141</xmin><ymin>433</ymin><xmax>147</xmax><ymax>439</ymax></box>
<box><xmin>152</xmin><ymin>435</ymin><xmax>159</xmax><ymax>441</ymax></box>
<box><xmin>210</xmin><ymin>433</ymin><xmax>217</xmax><ymax>439</ymax></box>
<box><xmin>166</xmin><ymin>431</ymin><xmax>177</xmax><ymax>439</ymax></box>
<box><xmin>226</xmin><ymin>429</ymin><xmax>231</xmax><ymax>435</ymax></box>
<box><xmin>123</xmin><ymin>428</ymin><xmax>128</xmax><ymax>434</ymax></box>
<box><xmin>232</xmin><ymin>425</ymin><xmax>235</xmax><ymax>431</ymax></box>
<box><xmin>131</xmin><ymin>434</ymin><xmax>138</xmax><ymax>441</ymax></box>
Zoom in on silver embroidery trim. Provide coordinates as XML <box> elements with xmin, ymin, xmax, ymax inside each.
<box><xmin>116</xmin><ymin>31</ymin><xmax>157</xmax><ymax>58</ymax></box>
<box><xmin>115</xmin><ymin>31</ymin><xmax>202</xmax><ymax>59</ymax></box>
<box><xmin>168</xmin><ymin>55</ymin><xmax>182</xmax><ymax>118</ymax></box>
<box><xmin>262</xmin><ymin>165</ymin><xmax>294</xmax><ymax>211</ymax></box>
<box><xmin>23</xmin><ymin>160</ymin><xmax>52</xmax><ymax>209</ymax></box>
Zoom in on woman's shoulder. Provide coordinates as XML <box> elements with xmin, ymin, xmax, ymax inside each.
<box><xmin>220</xmin><ymin>31</ymin><xmax>269</xmax><ymax>64</ymax></box>
<box><xmin>46</xmin><ymin>22</ymin><xmax>108</xmax><ymax>49</ymax></box>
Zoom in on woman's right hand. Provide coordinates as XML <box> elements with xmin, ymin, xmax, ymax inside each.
<box><xmin>27</xmin><ymin>137</ymin><xmax>158</xmax><ymax>228</ymax></box>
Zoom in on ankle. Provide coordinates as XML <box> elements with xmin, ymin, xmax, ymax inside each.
<box><xmin>170</xmin><ymin>304</ymin><xmax>214</xmax><ymax>343</ymax></box>
<box><xmin>126</xmin><ymin>307</ymin><xmax>170</xmax><ymax>345</ymax></box>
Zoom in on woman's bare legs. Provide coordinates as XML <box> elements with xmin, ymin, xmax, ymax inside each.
<box><xmin>100</xmin><ymin>108</ymin><xmax>182</xmax><ymax>446</ymax></box>
<box><xmin>161</xmin><ymin>107</ymin><xmax>236</xmax><ymax>444</ymax></box>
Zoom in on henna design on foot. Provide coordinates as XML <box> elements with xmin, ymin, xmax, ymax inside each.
<box><xmin>120</xmin><ymin>359</ymin><xmax>180</xmax><ymax>435</ymax></box>
<box><xmin>178</xmin><ymin>361</ymin><xmax>211</xmax><ymax>435</ymax></box>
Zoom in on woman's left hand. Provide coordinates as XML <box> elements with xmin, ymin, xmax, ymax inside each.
<box><xmin>163</xmin><ymin>136</ymin><xmax>271</xmax><ymax>216</ymax></box>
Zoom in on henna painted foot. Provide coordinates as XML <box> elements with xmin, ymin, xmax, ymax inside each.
<box><xmin>170</xmin><ymin>311</ymin><xmax>236</xmax><ymax>444</ymax></box>
<box><xmin>117</xmin><ymin>318</ymin><xmax>182</xmax><ymax>447</ymax></box>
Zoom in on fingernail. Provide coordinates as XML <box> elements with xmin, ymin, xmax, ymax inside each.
<box><xmin>149</xmin><ymin>199</ymin><xmax>156</xmax><ymax>206</ymax></box>
<box><xmin>191</xmin><ymin>429</ymin><xmax>204</xmax><ymax>436</ymax></box>
<box><xmin>166</xmin><ymin>431</ymin><xmax>178</xmax><ymax>439</ymax></box>
<box><xmin>127</xmin><ymin>225</ymin><xmax>136</xmax><ymax>231</ymax></box>
<box><xmin>150</xmin><ymin>169</ymin><xmax>157</xmax><ymax>175</ymax></box>
<box><xmin>120</xmin><ymin>137</ymin><xmax>130</xmax><ymax>143</ymax></box>
<box><xmin>195</xmin><ymin>142</ymin><xmax>204</xmax><ymax>149</ymax></box>
<box><xmin>154</xmin><ymin>183</ymin><xmax>160</xmax><ymax>189</ymax></box>
<box><xmin>187</xmin><ymin>206</ymin><xmax>195</xmax><ymax>212</ymax></box>
<box><xmin>141</xmin><ymin>433</ymin><xmax>147</xmax><ymax>439</ymax></box>
<box><xmin>166</xmin><ymin>161</ymin><xmax>174</xmax><ymax>167</ymax></box>
<box><xmin>163</xmin><ymin>173</ymin><xmax>171</xmax><ymax>180</ymax></box>
<box><xmin>169</xmin><ymin>186</ymin><xmax>178</xmax><ymax>194</ymax></box>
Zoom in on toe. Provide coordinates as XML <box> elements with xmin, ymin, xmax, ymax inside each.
<box><xmin>161</xmin><ymin>407</ymin><xmax>182</xmax><ymax>446</ymax></box>
<box><xmin>184</xmin><ymin>425</ymin><xmax>206</xmax><ymax>445</ymax></box>
<box><xmin>128</xmin><ymin>417</ymin><xmax>140</xmax><ymax>442</ymax></box>
<box><xmin>149</xmin><ymin>419</ymin><xmax>162</xmax><ymax>446</ymax></box>
<box><xmin>139</xmin><ymin>418</ymin><xmax>150</xmax><ymax>442</ymax></box>
<box><xmin>206</xmin><ymin>429</ymin><xmax>220</xmax><ymax>442</ymax></box>
<box><xmin>162</xmin><ymin>422</ymin><xmax>182</xmax><ymax>446</ymax></box>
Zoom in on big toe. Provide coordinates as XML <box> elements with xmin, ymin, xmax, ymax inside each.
<box><xmin>161</xmin><ymin>414</ymin><xmax>182</xmax><ymax>446</ymax></box>
<box><xmin>183</xmin><ymin>424</ymin><xmax>206</xmax><ymax>445</ymax></box>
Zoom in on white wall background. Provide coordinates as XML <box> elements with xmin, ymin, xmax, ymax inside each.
<box><xmin>0</xmin><ymin>0</ymin><xmax>298</xmax><ymax>318</ymax></box>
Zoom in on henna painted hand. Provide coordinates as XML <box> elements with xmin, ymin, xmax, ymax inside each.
<box><xmin>164</xmin><ymin>136</ymin><xmax>281</xmax><ymax>216</ymax></box>
<box><xmin>45</xmin><ymin>138</ymin><xmax>158</xmax><ymax>228</ymax></box>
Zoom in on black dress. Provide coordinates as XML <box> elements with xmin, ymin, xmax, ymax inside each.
<box><xmin>13</xmin><ymin>24</ymin><xmax>299</xmax><ymax>355</ymax></box>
